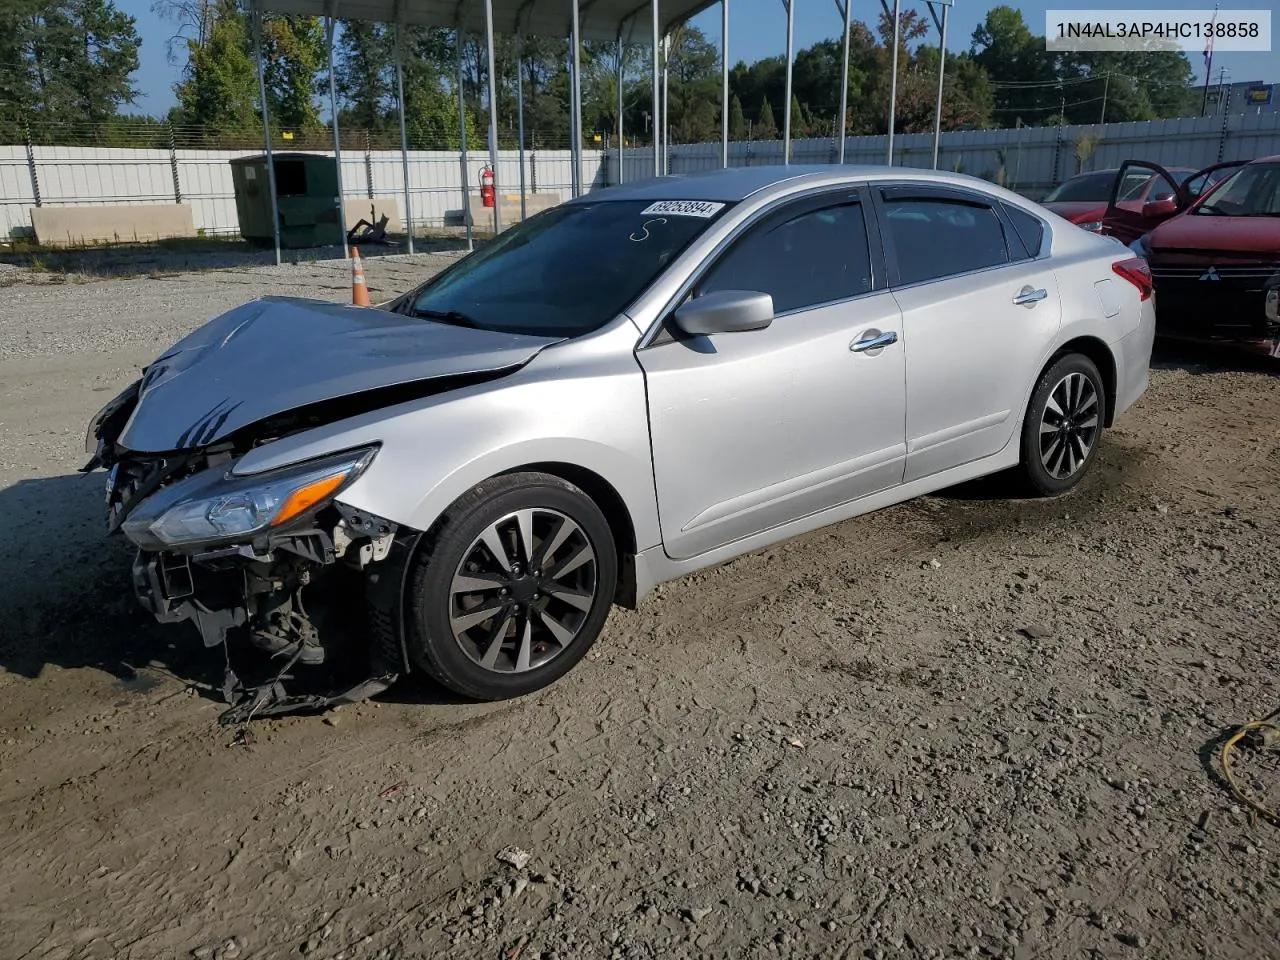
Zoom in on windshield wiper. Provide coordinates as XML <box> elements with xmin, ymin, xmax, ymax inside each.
<box><xmin>411</xmin><ymin>308</ymin><xmax>485</xmax><ymax>329</ymax></box>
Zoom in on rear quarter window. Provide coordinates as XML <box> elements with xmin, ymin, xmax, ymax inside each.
<box><xmin>1002</xmin><ymin>203</ymin><xmax>1046</xmax><ymax>259</ymax></box>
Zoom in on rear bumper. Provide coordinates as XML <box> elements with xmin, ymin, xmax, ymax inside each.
<box><xmin>1113</xmin><ymin>299</ymin><xmax>1157</xmax><ymax>419</ymax></box>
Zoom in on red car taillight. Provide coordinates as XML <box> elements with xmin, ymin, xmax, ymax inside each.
<box><xmin>1112</xmin><ymin>257</ymin><xmax>1153</xmax><ymax>301</ymax></box>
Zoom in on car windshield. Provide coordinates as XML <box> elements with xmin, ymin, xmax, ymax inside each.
<box><xmin>1194</xmin><ymin>163</ymin><xmax>1280</xmax><ymax>216</ymax></box>
<box><xmin>1043</xmin><ymin>169</ymin><xmax>1193</xmax><ymax>204</ymax></box>
<box><xmin>406</xmin><ymin>199</ymin><xmax>731</xmax><ymax>337</ymax></box>
<box><xmin>1042</xmin><ymin>173</ymin><xmax>1116</xmax><ymax>203</ymax></box>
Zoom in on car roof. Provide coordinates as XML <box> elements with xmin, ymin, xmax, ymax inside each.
<box><xmin>578</xmin><ymin>164</ymin><xmax>1021</xmax><ymax>204</ymax></box>
<box><xmin>1065</xmin><ymin>166</ymin><xmax>1196</xmax><ymax>178</ymax></box>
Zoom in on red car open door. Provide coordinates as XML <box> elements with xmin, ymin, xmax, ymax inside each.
<box><xmin>1103</xmin><ymin>159</ymin><xmax>1249</xmax><ymax>245</ymax></box>
<box><xmin>1101</xmin><ymin>161</ymin><xmax>1184</xmax><ymax>244</ymax></box>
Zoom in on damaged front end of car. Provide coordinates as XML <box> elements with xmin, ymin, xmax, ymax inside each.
<box><xmin>83</xmin><ymin>384</ymin><xmax>422</xmax><ymax>726</ymax></box>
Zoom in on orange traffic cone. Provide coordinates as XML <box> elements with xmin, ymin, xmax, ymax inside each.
<box><xmin>350</xmin><ymin>246</ymin><xmax>370</xmax><ymax>306</ymax></box>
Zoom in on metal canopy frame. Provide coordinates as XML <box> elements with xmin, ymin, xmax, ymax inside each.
<box><xmin>248</xmin><ymin>0</ymin><xmax>953</xmax><ymax>266</ymax></box>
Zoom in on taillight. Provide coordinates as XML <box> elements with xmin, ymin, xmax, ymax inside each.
<box><xmin>1112</xmin><ymin>257</ymin><xmax>1153</xmax><ymax>301</ymax></box>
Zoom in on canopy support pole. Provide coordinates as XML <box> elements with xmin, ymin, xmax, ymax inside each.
<box><xmin>651</xmin><ymin>0</ymin><xmax>660</xmax><ymax>176</ymax></box>
<box><xmin>617</xmin><ymin>30</ymin><xmax>625</xmax><ymax>183</ymax></box>
<box><xmin>879</xmin><ymin>0</ymin><xmax>899</xmax><ymax>164</ymax></box>
<box><xmin>250</xmin><ymin>0</ymin><xmax>281</xmax><ymax>265</ymax></box>
<box><xmin>782</xmin><ymin>0</ymin><xmax>793</xmax><ymax>164</ymax></box>
<box><xmin>456</xmin><ymin>22</ymin><xmax>473</xmax><ymax>251</ymax></box>
<box><xmin>516</xmin><ymin>34</ymin><xmax>527</xmax><ymax>219</ymax></box>
<box><xmin>720</xmin><ymin>0</ymin><xmax>729</xmax><ymax>167</ymax></box>
<box><xmin>393</xmin><ymin>4</ymin><xmax>414</xmax><ymax>253</ymax></box>
<box><xmin>661</xmin><ymin>33</ymin><xmax>669</xmax><ymax>174</ymax></box>
<box><xmin>570</xmin><ymin>0</ymin><xmax>583</xmax><ymax>196</ymax></box>
<box><xmin>927</xmin><ymin>0</ymin><xmax>952</xmax><ymax>170</ymax></box>
<box><xmin>835</xmin><ymin>0</ymin><xmax>850</xmax><ymax>163</ymax></box>
<box><xmin>324</xmin><ymin>8</ymin><xmax>349</xmax><ymax>259</ymax></box>
<box><xmin>484</xmin><ymin>0</ymin><xmax>501</xmax><ymax>232</ymax></box>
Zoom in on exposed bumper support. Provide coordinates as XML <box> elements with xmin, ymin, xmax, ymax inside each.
<box><xmin>130</xmin><ymin>525</ymin><xmax>422</xmax><ymax>724</ymax></box>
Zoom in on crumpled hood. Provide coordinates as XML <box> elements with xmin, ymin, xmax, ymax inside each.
<box><xmin>117</xmin><ymin>296</ymin><xmax>560</xmax><ymax>453</ymax></box>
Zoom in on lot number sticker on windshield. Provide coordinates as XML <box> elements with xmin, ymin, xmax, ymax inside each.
<box><xmin>639</xmin><ymin>200</ymin><xmax>725</xmax><ymax>218</ymax></box>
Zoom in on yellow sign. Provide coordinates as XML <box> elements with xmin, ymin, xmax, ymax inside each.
<box><xmin>593</xmin><ymin>133</ymin><xmax>602</xmax><ymax>143</ymax></box>
<box><xmin>281</xmin><ymin>131</ymin><xmax>294</xmax><ymax>140</ymax></box>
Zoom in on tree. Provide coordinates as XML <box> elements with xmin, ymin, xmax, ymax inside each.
<box><xmin>151</xmin><ymin>0</ymin><xmax>215</xmax><ymax>63</ymax></box>
<box><xmin>13</xmin><ymin>0</ymin><xmax>141</xmax><ymax>130</ymax></box>
<box><xmin>756</xmin><ymin>97</ymin><xmax>777</xmax><ymax>138</ymax></box>
<box><xmin>971</xmin><ymin>5</ymin><xmax>1060</xmax><ymax>126</ymax></box>
<box><xmin>0</xmin><ymin>0</ymin><xmax>37</xmax><ymax>134</ymax></box>
<box><xmin>971</xmin><ymin>6</ymin><xmax>1196</xmax><ymax>127</ymax></box>
<box><xmin>789</xmin><ymin>94</ymin><xmax>807</xmax><ymax>137</ymax></box>
<box><xmin>171</xmin><ymin>0</ymin><xmax>257</xmax><ymax>136</ymax></box>
<box><xmin>335</xmin><ymin>20</ymin><xmax>392</xmax><ymax>134</ymax></box>
<box><xmin>727</xmin><ymin>93</ymin><xmax>745</xmax><ymax>139</ymax></box>
<box><xmin>261</xmin><ymin>15</ymin><xmax>323</xmax><ymax>131</ymax></box>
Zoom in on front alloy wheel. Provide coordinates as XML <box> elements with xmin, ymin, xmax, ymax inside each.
<box><xmin>405</xmin><ymin>472</ymin><xmax>617</xmax><ymax>700</ymax></box>
<box><xmin>449</xmin><ymin>507</ymin><xmax>598</xmax><ymax>673</ymax></box>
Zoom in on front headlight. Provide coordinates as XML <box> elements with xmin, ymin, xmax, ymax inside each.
<box><xmin>122</xmin><ymin>446</ymin><xmax>377</xmax><ymax>549</ymax></box>
<box><xmin>1077</xmin><ymin>220</ymin><xmax>1104</xmax><ymax>233</ymax></box>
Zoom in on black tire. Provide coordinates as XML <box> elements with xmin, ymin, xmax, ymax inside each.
<box><xmin>1018</xmin><ymin>352</ymin><xmax>1106</xmax><ymax>497</ymax></box>
<box><xmin>404</xmin><ymin>471</ymin><xmax>618</xmax><ymax>700</ymax></box>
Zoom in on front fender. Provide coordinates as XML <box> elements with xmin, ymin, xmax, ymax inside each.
<box><xmin>232</xmin><ymin>326</ymin><xmax>661</xmax><ymax>553</ymax></box>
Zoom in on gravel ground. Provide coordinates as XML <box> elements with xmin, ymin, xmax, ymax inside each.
<box><xmin>1</xmin><ymin>259</ymin><xmax>1278</xmax><ymax>960</ymax></box>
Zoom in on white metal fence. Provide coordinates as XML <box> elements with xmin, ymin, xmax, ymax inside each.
<box><xmin>4</xmin><ymin>111</ymin><xmax>1278</xmax><ymax>242</ymax></box>
<box><xmin>614</xmin><ymin>112</ymin><xmax>1280</xmax><ymax>198</ymax></box>
<box><xmin>0</xmin><ymin>144</ymin><xmax>608</xmax><ymax>240</ymax></box>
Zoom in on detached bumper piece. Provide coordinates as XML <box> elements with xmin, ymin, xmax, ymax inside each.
<box><xmin>217</xmin><ymin>668</ymin><xmax>399</xmax><ymax>726</ymax></box>
<box><xmin>131</xmin><ymin>527</ymin><xmax>420</xmax><ymax>725</ymax></box>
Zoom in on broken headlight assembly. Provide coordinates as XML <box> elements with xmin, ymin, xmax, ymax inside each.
<box><xmin>121</xmin><ymin>445</ymin><xmax>379</xmax><ymax>550</ymax></box>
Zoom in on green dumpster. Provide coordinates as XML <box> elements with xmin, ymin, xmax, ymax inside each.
<box><xmin>230</xmin><ymin>152</ymin><xmax>344</xmax><ymax>248</ymax></box>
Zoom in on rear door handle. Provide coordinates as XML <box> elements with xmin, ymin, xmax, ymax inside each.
<box><xmin>850</xmin><ymin>330</ymin><xmax>898</xmax><ymax>353</ymax></box>
<box><xmin>1013</xmin><ymin>286</ymin><xmax>1048</xmax><ymax>306</ymax></box>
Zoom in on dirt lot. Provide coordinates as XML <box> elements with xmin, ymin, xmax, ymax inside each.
<box><xmin>1</xmin><ymin>256</ymin><xmax>1278</xmax><ymax>960</ymax></box>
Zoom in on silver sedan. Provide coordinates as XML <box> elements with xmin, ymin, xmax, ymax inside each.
<box><xmin>85</xmin><ymin>165</ymin><xmax>1156</xmax><ymax>721</ymax></box>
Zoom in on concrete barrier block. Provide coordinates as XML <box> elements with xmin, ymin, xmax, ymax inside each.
<box><xmin>30</xmin><ymin>204</ymin><xmax>197</xmax><ymax>247</ymax></box>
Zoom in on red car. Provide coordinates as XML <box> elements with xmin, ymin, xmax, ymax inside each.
<box><xmin>1040</xmin><ymin>165</ymin><xmax>1218</xmax><ymax>243</ymax></box>
<box><xmin>1114</xmin><ymin>157</ymin><xmax>1280</xmax><ymax>357</ymax></box>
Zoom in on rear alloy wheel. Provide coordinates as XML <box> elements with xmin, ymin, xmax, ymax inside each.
<box><xmin>1019</xmin><ymin>353</ymin><xmax>1106</xmax><ymax>496</ymax></box>
<box><xmin>405</xmin><ymin>472</ymin><xmax>617</xmax><ymax>700</ymax></box>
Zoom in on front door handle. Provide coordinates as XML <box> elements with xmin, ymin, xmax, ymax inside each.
<box><xmin>850</xmin><ymin>330</ymin><xmax>898</xmax><ymax>353</ymax></box>
<box><xmin>1013</xmin><ymin>286</ymin><xmax>1048</xmax><ymax>306</ymax></box>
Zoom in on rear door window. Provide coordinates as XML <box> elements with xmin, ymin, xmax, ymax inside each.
<box><xmin>878</xmin><ymin>191</ymin><xmax>1012</xmax><ymax>286</ymax></box>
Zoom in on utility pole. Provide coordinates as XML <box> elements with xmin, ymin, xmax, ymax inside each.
<box><xmin>1100</xmin><ymin>74</ymin><xmax>1109</xmax><ymax>125</ymax></box>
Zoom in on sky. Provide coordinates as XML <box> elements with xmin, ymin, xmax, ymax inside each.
<box><xmin>118</xmin><ymin>0</ymin><xmax>1280</xmax><ymax>116</ymax></box>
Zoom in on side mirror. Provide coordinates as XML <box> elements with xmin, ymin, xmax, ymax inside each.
<box><xmin>673</xmin><ymin>289</ymin><xmax>774</xmax><ymax>336</ymax></box>
<box><xmin>1141</xmin><ymin>196</ymin><xmax>1178</xmax><ymax>220</ymax></box>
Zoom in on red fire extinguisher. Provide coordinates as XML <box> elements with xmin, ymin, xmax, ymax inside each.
<box><xmin>479</xmin><ymin>164</ymin><xmax>495</xmax><ymax>209</ymax></box>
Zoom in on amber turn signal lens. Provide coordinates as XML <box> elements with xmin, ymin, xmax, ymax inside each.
<box><xmin>270</xmin><ymin>472</ymin><xmax>349</xmax><ymax>527</ymax></box>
